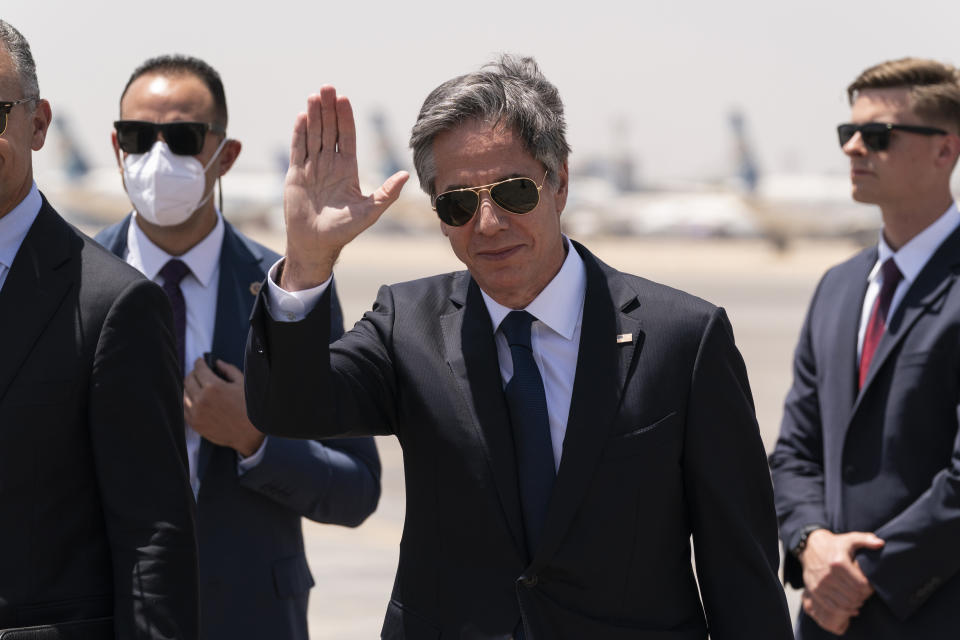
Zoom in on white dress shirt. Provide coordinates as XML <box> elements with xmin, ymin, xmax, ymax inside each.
<box><xmin>125</xmin><ymin>211</ymin><xmax>266</xmax><ymax>497</ymax></box>
<box><xmin>265</xmin><ymin>237</ymin><xmax>587</xmax><ymax>470</ymax></box>
<box><xmin>857</xmin><ymin>202</ymin><xmax>960</xmax><ymax>357</ymax></box>
<box><xmin>0</xmin><ymin>183</ymin><xmax>41</xmax><ymax>293</ymax></box>
<box><xmin>481</xmin><ymin>244</ymin><xmax>585</xmax><ymax>469</ymax></box>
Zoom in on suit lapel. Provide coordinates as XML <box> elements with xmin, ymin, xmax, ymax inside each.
<box><xmin>441</xmin><ymin>275</ymin><xmax>526</xmax><ymax>558</ymax></box>
<box><xmin>0</xmin><ymin>201</ymin><xmax>75</xmax><ymax>402</ymax></box>
<box><xmin>532</xmin><ymin>243</ymin><xmax>641</xmax><ymax>569</ymax></box>
<box><xmin>830</xmin><ymin>249</ymin><xmax>875</xmax><ymax>419</ymax></box>
<box><xmin>853</xmin><ymin>229</ymin><xmax>960</xmax><ymax>415</ymax></box>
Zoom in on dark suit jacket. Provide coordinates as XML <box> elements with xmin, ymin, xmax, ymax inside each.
<box><xmin>96</xmin><ymin>214</ymin><xmax>381</xmax><ymax>640</ymax></box>
<box><xmin>771</xmin><ymin>225</ymin><xmax>960</xmax><ymax>639</ymax></box>
<box><xmin>245</xmin><ymin>240</ymin><xmax>792</xmax><ymax>640</ymax></box>
<box><xmin>0</xmin><ymin>198</ymin><xmax>198</xmax><ymax>638</ymax></box>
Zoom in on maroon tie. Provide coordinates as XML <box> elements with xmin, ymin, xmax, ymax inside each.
<box><xmin>159</xmin><ymin>258</ymin><xmax>191</xmax><ymax>375</ymax></box>
<box><xmin>859</xmin><ymin>258</ymin><xmax>903</xmax><ymax>389</ymax></box>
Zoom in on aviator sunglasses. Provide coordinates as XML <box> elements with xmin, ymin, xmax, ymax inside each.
<box><xmin>837</xmin><ymin>122</ymin><xmax>948</xmax><ymax>152</ymax></box>
<box><xmin>0</xmin><ymin>98</ymin><xmax>36</xmax><ymax>136</ymax></box>
<box><xmin>433</xmin><ymin>170</ymin><xmax>548</xmax><ymax>226</ymax></box>
<box><xmin>114</xmin><ymin>120</ymin><xmax>225</xmax><ymax>156</ymax></box>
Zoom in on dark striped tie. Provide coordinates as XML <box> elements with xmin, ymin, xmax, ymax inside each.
<box><xmin>159</xmin><ymin>258</ymin><xmax>191</xmax><ymax>375</ymax></box>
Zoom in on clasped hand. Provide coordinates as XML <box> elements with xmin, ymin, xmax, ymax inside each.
<box><xmin>184</xmin><ymin>357</ymin><xmax>264</xmax><ymax>458</ymax></box>
<box><xmin>801</xmin><ymin>529</ymin><xmax>885</xmax><ymax>635</ymax></box>
<box><xmin>282</xmin><ymin>85</ymin><xmax>409</xmax><ymax>291</ymax></box>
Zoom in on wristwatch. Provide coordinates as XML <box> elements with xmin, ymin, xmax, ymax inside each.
<box><xmin>791</xmin><ymin>524</ymin><xmax>826</xmax><ymax>559</ymax></box>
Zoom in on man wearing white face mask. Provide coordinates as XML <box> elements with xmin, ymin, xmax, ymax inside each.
<box><xmin>95</xmin><ymin>55</ymin><xmax>381</xmax><ymax>640</ymax></box>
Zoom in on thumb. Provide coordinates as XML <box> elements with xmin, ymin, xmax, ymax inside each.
<box><xmin>847</xmin><ymin>532</ymin><xmax>885</xmax><ymax>552</ymax></box>
<box><xmin>370</xmin><ymin>170</ymin><xmax>409</xmax><ymax>213</ymax></box>
<box><xmin>216</xmin><ymin>359</ymin><xmax>244</xmax><ymax>384</ymax></box>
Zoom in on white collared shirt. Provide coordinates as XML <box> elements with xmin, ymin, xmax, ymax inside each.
<box><xmin>125</xmin><ymin>211</ymin><xmax>265</xmax><ymax>496</ymax></box>
<box><xmin>265</xmin><ymin>236</ymin><xmax>588</xmax><ymax>470</ymax></box>
<box><xmin>0</xmin><ymin>183</ymin><xmax>42</xmax><ymax>293</ymax></box>
<box><xmin>481</xmin><ymin>242</ymin><xmax>586</xmax><ymax>470</ymax></box>
<box><xmin>857</xmin><ymin>202</ymin><xmax>960</xmax><ymax>357</ymax></box>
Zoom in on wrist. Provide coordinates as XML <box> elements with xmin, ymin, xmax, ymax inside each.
<box><xmin>793</xmin><ymin>525</ymin><xmax>828</xmax><ymax>561</ymax></box>
<box><xmin>279</xmin><ymin>253</ymin><xmax>337</xmax><ymax>291</ymax></box>
<box><xmin>236</xmin><ymin>432</ymin><xmax>265</xmax><ymax>458</ymax></box>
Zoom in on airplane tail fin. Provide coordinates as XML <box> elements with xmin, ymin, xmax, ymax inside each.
<box><xmin>728</xmin><ymin>109</ymin><xmax>759</xmax><ymax>193</ymax></box>
<box><xmin>370</xmin><ymin>109</ymin><xmax>406</xmax><ymax>179</ymax></box>
<box><xmin>52</xmin><ymin>115</ymin><xmax>91</xmax><ymax>181</ymax></box>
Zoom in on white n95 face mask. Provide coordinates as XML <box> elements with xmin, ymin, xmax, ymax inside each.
<box><xmin>122</xmin><ymin>138</ymin><xmax>227</xmax><ymax>226</ymax></box>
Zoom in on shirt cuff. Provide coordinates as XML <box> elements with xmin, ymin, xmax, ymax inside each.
<box><xmin>237</xmin><ymin>436</ymin><xmax>269</xmax><ymax>474</ymax></box>
<box><xmin>265</xmin><ymin>258</ymin><xmax>332</xmax><ymax>322</ymax></box>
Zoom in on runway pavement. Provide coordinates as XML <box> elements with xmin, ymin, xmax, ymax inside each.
<box><xmin>232</xmin><ymin>229</ymin><xmax>869</xmax><ymax>638</ymax></box>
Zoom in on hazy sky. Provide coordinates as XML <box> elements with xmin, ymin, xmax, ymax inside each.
<box><xmin>8</xmin><ymin>0</ymin><xmax>960</xmax><ymax>186</ymax></box>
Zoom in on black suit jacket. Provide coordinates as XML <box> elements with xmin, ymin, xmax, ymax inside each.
<box><xmin>771</xmin><ymin>225</ymin><xmax>960</xmax><ymax>639</ymax></box>
<box><xmin>0</xmin><ymin>198</ymin><xmax>198</xmax><ymax>638</ymax></box>
<box><xmin>245</xmin><ymin>241</ymin><xmax>792</xmax><ymax>640</ymax></box>
<box><xmin>95</xmin><ymin>214</ymin><xmax>381</xmax><ymax>640</ymax></box>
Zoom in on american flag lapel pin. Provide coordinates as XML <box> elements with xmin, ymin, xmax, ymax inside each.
<box><xmin>616</xmin><ymin>333</ymin><xmax>633</xmax><ymax>344</ymax></box>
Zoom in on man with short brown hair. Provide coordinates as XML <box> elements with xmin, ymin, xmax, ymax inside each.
<box><xmin>772</xmin><ymin>57</ymin><xmax>960</xmax><ymax>638</ymax></box>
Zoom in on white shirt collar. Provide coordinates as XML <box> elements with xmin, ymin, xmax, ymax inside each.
<box><xmin>482</xmin><ymin>236</ymin><xmax>587</xmax><ymax>340</ymax></box>
<box><xmin>0</xmin><ymin>182</ymin><xmax>42</xmax><ymax>270</ymax></box>
<box><xmin>127</xmin><ymin>210</ymin><xmax>224</xmax><ymax>287</ymax></box>
<box><xmin>871</xmin><ymin>201</ymin><xmax>960</xmax><ymax>283</ymax></box>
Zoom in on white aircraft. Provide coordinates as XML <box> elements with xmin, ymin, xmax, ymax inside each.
<box><xmin>562</xmin><ymin>111</ymin><xmax>881</xmax><ymax>248</ymax></box>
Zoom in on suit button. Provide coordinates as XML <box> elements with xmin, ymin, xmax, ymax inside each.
<box><xmin>520</xmin><ymin>575</ymin><xmax>538</xmax><ymax>588</ymax></box>
<box><xmin>843</xmin><ymin>464</ymin><xmax>856</xmax><ymax>480</ymax></box>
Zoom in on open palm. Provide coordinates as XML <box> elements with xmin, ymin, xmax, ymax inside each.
<box><xmin>282</xmin><ymin>86</ymin><xmax>408</xmax><ymax>289</ymax></box>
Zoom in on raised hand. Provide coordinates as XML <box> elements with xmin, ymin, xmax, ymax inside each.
<box><xmin>282</xmin><ymin>86</ymin><xmax>408</xmax><ymax>291</ymax></box>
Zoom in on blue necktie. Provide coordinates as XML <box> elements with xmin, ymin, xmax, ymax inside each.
<box><xmin>159</xmin><ymin>258</ymin><xmax>190</xmax><ymax>375</ymax></box>
<box><xmin>500</xmin><ymin>310</ymin><xmax>556</xmax><ymax>558</ymax></box>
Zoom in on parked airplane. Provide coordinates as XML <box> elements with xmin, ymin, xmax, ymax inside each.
<box><xmin>38</xmin><ymin>110</ymin><xmax>883</xmax><ymax>247</ymax></box>
<box><xmin>562</xmin><ymin>110</ymin><xmax>881</xmax><ymax>248</ymax></box>
<box><xmin>38</xmin><ymin>112</ymin><xmax>433</xmax><ymax>233</ymax></box>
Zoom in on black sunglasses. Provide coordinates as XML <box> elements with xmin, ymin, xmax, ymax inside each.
<box><xmin>0</xmin><ymin>98</ymin><xmax>36</xmax><ymax>136</ymax></box>
<box><xmin>837</xmin><ymin>122</ymin><xmax>948</xmax><ymax>152</ymax></box>
<box><xmin>433</xmin><ymin>171</ymin><xmax>547</xmax><ymax>226</ymax></box>
<box><xmin>114</xmin><ymin>120</ymin><xmax>225</xmax><ymax>156</ymax></box>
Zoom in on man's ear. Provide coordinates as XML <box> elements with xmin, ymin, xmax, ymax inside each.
<box><xmin>111</xmin><ymin>130</ymin><xmax>124</xmax><ymax>170</ymax></box>
<box><xmin>217</xmin><ymin>139</ymin><xmax>242</xmax><ymax>177</ymax></box>
<box><xmin>30</xmin><ymin>99</ymin><xmax>52</xmax><ymax>151</ymax></box>
<box><xmin>553</xmin><ymin>160</ymin><xmax>569</xmax><ymax>215</ymax></box>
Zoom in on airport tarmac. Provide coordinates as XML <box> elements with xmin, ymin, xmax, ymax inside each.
<box><xmin>231</xmin><ymin>229</ymin><xmax>869</xmax><ymax>638</ymax></box>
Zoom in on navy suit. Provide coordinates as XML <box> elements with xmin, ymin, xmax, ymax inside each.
<box><xmin>771</xmin><ymin>225</ymin><xmax>960</xmax><ymax>639</ymax></box>
<box><xmin>97</xmin><ymin>215</ymin><xmax>381</xmax><ymax>640</ymax></box>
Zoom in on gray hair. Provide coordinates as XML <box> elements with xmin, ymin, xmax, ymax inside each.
<box><xmin>0</xmin><ymin>20</ymin><xmax>39</xmax><ymax>100</ymax></box>
<box><xmin>409</xmin><ymin>54</ymin><xmax>570</xmax><ymax>196</ymax></box>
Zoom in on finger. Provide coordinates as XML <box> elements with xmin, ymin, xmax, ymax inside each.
<box><xmin>846</xmin><ymin>532</ymin><xmax>885</xmax><ymax>552</ymax></box>
<box><xmin>306</xmin><ymin>93</ymin><xmax>323</xmax><ymax>159</ymax></box>
<box><xmin>184</xmin><ymin>372</ymin><xmax>202</xmax><ymax>401</ymax></box>
<box><xmin>216</xmin><ymin>359</ymin><xmax>243</xmax><ymax>383</ymax></box>
<box><xmin>193</xmin><ymin>359</ymin><xmax>222</xmax><ymax>387</ymax></box>
<box><xmin>289</xmin><ymin>112</ymin><xmax>308</xmax><ymax>168</ymax></box>
<box><xmin>336</xmin><ymin>95</ymin><xmax>356</xmax><ymax>157</ymax></box>
<box><xmin>183</xmin><ymin>392</ymin><xmax>194</xmax><ymax>422</ymax></box>
<box><xmin>812</xmin><ymin>585</ymin><xmax>852</xmax><ymax>613</ymax></box>
<box><xmin>319</xmin><ymin>85</ymin><xmax>338</xmax><ymax>155</ymax></box>
<box><xmin>369</xmin><ymin>171</ymin><xmax>410</xmax><ymax>212</ymax></box>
